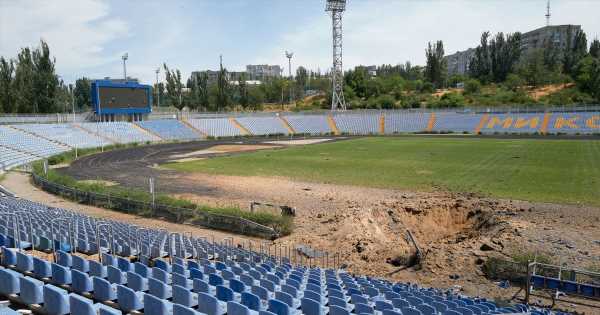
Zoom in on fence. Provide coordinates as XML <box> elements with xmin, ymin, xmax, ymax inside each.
<box><xmin>31</xmin><ymin>173</ymin><xmax>278</xmax><ymax>239</ymax></box>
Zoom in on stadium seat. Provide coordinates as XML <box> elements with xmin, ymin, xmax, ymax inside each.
<box><xmin>43</xmin><ymin>284</ymin><xmax>70</xmax><ymax>315</ymax></box>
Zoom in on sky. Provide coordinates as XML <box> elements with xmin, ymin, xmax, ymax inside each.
<box><xmin>1</xmin><ymin>0</ymin><xmax>599</xmax><ymax>84</ymax></box>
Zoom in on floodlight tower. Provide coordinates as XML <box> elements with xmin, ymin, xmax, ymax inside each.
<box><xmin>285</xmin><ymin>51</ymin><xmax>294</xmax><ymax>104</ymax></box>
<box><xmin>122</xmin><ymin>53</ymin><xmax>129</xmax><ymax>80</ymax></box>
<box><xmin>326</xmin><ymin>0</ymin><xmax>347</xmax><ymax>111</ymax></box>
<box><xmin>545</xmin><ymin>0</ymin><xmax>551</xmax><ymax>27</ymax></box>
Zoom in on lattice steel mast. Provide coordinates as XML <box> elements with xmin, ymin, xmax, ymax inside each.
<box><xmin>326</xmin><ymin>0</ymin><xmax>347</xmax><ymax>111</ymax></box>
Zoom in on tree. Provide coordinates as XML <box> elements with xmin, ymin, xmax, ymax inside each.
<box><xmin>73</xmin><ymin>77</ymin><xmax>91</xmax><ymax>109</ymax></box>
<box><xmin>216</xmin><ymin>61</ymin><xmax>230</xmax><ymax>110</ymax></box>
<box><xmin>424</xmin><ymin>40</ymin><xmax>447</xmax><ymax>88</ymax></box>
<box><xmin>237</xmin><ymin>74</ymin><xmax>249</xmax><ymax>108</ymax></box>
<box><xmin>295</xmin><ymin>66</ymin><xmax>308</xmax><ymax>98</ymax></box>
<box><xmin>574</xmin><ymin>56</ymin><xmax>600</xmax><ymax>101</ymax></box>
<box><xmin>470</xmin><ymin>31</ymin><xmax>521</xmax><ymax>83</ymax></box>
<box><xmin>590</xmin><ymin>39</ymin><xmax>600</xmax><ymax>59</ymax></box>
<box><xmin>563</xmin><ymin>28</ymin><xmax>588</xmax><ymax>75</ymax></box>
<box><xmin>13</xmin><ymin>47</ymin><xmax>36</xmax><ymax>113</ymax></box>
<box><xmin>0</xmin><ymin>57</ymin><xmax>14</xmax><ymax>113</ymax></box>
<box><xmin>469</xmin><ymin>32</ymin><xmax>491</xmax><ymax>83</ymax></box>
<box><xmin>464</xmin><ymin>79</ymin><xmax>481</xmax><ymax>94</ymax></box>
<box><xmin>32</xmin><ymin>40</ymin><xmax>58</xmax><ymax>113</ymax></box>
<box><xmin>197</xmin><ymin>73</ymin><xmax>210</xmax><ymax>110</ymax></box>
<box><xmin>163</xmin><ymin>63</ymin><xmax>184</xmax><ymax>110</ymax></box>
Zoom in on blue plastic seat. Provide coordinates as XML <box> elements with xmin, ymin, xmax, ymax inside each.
<box><xmin>16</xmin><ymin>251</ymin><xmax>33</xmax><ymax>272</ymax></box>
<box><xmin>303</xmin><ymin>290</ymin><xmax>324</xmax><ymax>305</ymax></box>
<box><xmin>173</xmin><ymin>285</ymin><xmax>199</xmax><ymax>308</ymax></box>
<box><xmin>209</xmin><ymin>273</ymin><xmax>224</xmax><ymax>286</ymax></box>
<box><xmin>197</xmin><ymin>291</ymin><xmax>225</xmax><ymax>315</ymax></box>
<box><xmin>173</xmin><ymin>272</ymin><xmax>193</xmax><ymax>289</ymax></box>
<box><xmin>117</xmin><ymin>284</ymin><xmax>144</xmax><ymax>312</ymax></box>
<box><xmin>101</xmin><ymin>253</ymin><xmax>117</xmax><ymax>267</ymax></box>
<box><xmin>241</xmin><ymin>274</ymin><xmax>255</xmax><ymax>287</ymax></box>
<box><xmin>268</xmin><ymin>299</ymin><xmax>291</xmax><ymax>315</ymax></box>
<box><xmin>72</xmin><ymin>269</ymin><xmax>94</xmax><ymax>294</ymax></box>
<box><xmin>252</xmin><ymin>285</ymin><xmax>271</xmax><ymax>301</ymax></box>
<box><xmin>152</xmin><ymin>267</ymin><xmax>171</xmax><ymax>284</ymax></box>
<box><xmin>51</xmin><ymin>263</ymin><xmax>72</xmax><ymax>285</ymax></box>
<box><xmin>190</xmin><ymin>267</ymin><xmax>204</xmax><ymax>280</ymax></box>
<box><xmin>69</xmin><ymin>293</ymin><xmax>105</xmax><ymax>315</ymax></box>
<box><xmin>134</xmin><ymin>262</ymin><xmax>150</xmax><ymax>277</ymax></box>
<box><xmin>230</xmin><ymin>278</ymin><xmax>247</xmax><ymax>293</ymax></box>
<box><xmin>173</xmin><ymin>263</ymin><xmax>190</xmax><ymax>277</ymax></box>
<box><xmin>217</xmin><ymin>285</ymin><xmax>234</xmax><ymax>302</ymax></box>
<box><xmin>329</xmin><ymin>305</ymin><xmax>358</xmax><ymax>315</ymax></box>
<box><xmin>0</xmin><ymin>268</ymin><xmax>21</xmax><ymax>295</ymax></box>
<box><xmin>382</xmin><ymin>310</ymin><xmax>402</xmax><ymax>315</ymax></box>
<box><xmin>72</xmin><ymin>255</ymin><xmax>90</xmax><ymax>273</ymax></box>
<box><xmin>193</xmin><ymin>278</ymin><xmax>211</xmax><ymax>294</ymax></box>
<box><xmin>43</xmin><ymin>284</ymin><xmax>70</xmax><ymax>315</ymax></box>
<box><xmin>33</xmin><ymin>256</ymin><xmax>52</xmax><ymax>278</ymax></box>
<box><xmin>1</xmin><ymin>247</ymin><xmax>17</xmax><ymax>266</ymax></box>
<box><xmin>154</xmin><ymin>259</ymin><xmax>171</xmax><ymax>272</ymax></box>
<box><xmin>416</xmin><ymin>303</ymin><xmax>436</xmax><ymax>315</ymax></box>
<box><xmin>173</xmin><ymin>303</ymin><xmax>204</xmax><ymax>315</ymax></box>
<box><xmin>228</xmin><ymin>301</ymin><xmax>254</xmax><ymax>315</ymax></box>
<box><xmin>301</xmin><ymin>297</ymin><xmax>324</xmax><ymax>315</ymax></box>
<box><xmin>126</xmin><ymin>271</ymin><xmax>148</xmax><ymax>292</ymax></box>
<box><xmin>453</xmin><ymin>307</ymin><xmax>474</xmax><ymax>315</ymax></box>
<box><xmin>56</xmin><ymin>251</ymin><xmax>72</xmax><ymax>267</ymax></box>
<box><xmin>107</xmin><ymin>265</ymin><xmax>127</xmax><ymax>285</ymax></box>
<box><xmin>354</xmin><ymin>303</ymin><xmax>375</xmax><ymax>315</ymax></box>
<box><xmin>144</xmin><ymin>292</ymin><xmax>174</xmax><ymax>315</ymax></box>
<box><xmin>148</xmin><ymin>277</ymin><xmax>172</xmax><ymax>299</ymax></box>
<box><xmin>93</xmin><ymin>276</ymin><xmax>117</xmax><ymax>302</ymax></box>
<box><xmin>222</xmin><ymin>269</ymin><xmax>236</xmax><ymax>281</ymax></box>
<box><xmin>19</xmin><ymin>276</ymin><xmax>44</xmax><ymax>304</ymax></box>
<box><xmin>375</xmin><ymin>300</ymin><xmax>394</xmax><ymax>311</ymax></box>
<box><xmin>242</xmin><ymin>291</ymin><xmax>263</xmax><ymax>311</ymax></box>
<box><xmin>89</xmin><ymin>260</ymin><xmax>108</xmax><ymax>278</ymax></box>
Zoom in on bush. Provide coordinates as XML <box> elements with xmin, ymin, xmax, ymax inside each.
<box><xmin>421</xmin><ymin>82</ymin><xmax>435</xmax><ymax>93</ymax></box>
<box><xmin>375</xmin><ymin>94</ymin><xmax>395</xmax><ymax>109</ymax></box>
<box><xmin>464</xmin><ymin>79</ymin><xmax>482</xmax><ymax>94</ymax></box>
<box><xmin>431</xmin><ymin>92</ymin><xmax>465</xmax><ymax>108</ymax></box>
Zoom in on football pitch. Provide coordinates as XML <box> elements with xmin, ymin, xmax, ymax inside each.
<box><xmin>165</xmin><ymin>137</ymin><xmax>600</xmax><ymax>206</ymax></box>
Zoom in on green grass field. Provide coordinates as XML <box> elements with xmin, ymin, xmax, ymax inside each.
<box><xmin>165</xmin><ymin>137</ymin><xmax>600</xmax><ymax>206</ymax></box>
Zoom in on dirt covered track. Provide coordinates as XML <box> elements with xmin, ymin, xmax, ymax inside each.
<box><xmin>57</xmin><ymin>136</ymin><xmax>600</xmax><ymax>312</ymax></box>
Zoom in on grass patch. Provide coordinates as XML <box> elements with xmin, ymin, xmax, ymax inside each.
<box><xmin>33</xmin><ymin>149</ymin><xmax>292</xmax><ymax>236</ymax></box>
<box><xmin>164</xmin><ymin>136</ymin><xmax>600</xmax><ymax>206</ymax></box>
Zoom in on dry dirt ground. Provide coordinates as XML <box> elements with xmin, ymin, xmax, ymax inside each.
<box><xmin>4</xmin><ymin>139</ymin><xmax>600</xmax><ymax>313</ymax></box>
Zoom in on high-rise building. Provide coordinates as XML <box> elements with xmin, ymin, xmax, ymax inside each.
<box><xmin>445</xmin><ymin>24</ymin><xmax>582</xmax><ymax>76</ymax></box>
<box><xmin>246</xmin><ymin>65</ymin><xmax>282</xmax><ymax>81</ymax></box>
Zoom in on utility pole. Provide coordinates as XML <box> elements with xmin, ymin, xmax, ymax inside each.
<box><xmin>122</xmin><ymin>53</ymin><xmax>129</xmax><ymax>80</ymax></box>
<box><xmin>285</xmin><ymin>51</ymin><xmax>294</xmax><ymax>105</ymax></box>
<box><xmin>545</xmin><ymin>0</ymin><xmax>551</xmax><ymax>27</ymax></box>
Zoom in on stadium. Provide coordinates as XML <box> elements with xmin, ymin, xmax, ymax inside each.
<box><xmin>1</xmin><ymin>0</ymin><xmax>600</xmax><ymax>315</ymax></box>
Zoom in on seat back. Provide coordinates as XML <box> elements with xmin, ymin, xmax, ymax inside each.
<box><xmin>216</xmin><ymin>285</ymin><xmax>234</xmax><ymax>302</ymax></box>
<box><xmin>144</xmin><ymin>292</ymin><xmax>174</xmax><ymax>315</ymax></box>
<box><xmin>117</xmin><ymin>284</ymin><xmax>144</xmax><ymax>312</ymax></box>
<box><xmin>43</xmin><ymin>284</ymin><xmax>70</xmax><ymax>315</ymax></box>
<box><xmin>193</xmin><ymin>278</ymin><xmax>210</xmax><ymax>294</ymax></box>
<box><xmin>69</xmin><ymin>293</ymin><xmax>96</xmax><ymax>315</ymax></box>
<box><xmin>301</xmin><ymin>297</ymin><xmax>323</xmax><ymax>315</ymax></box>
<box><xmin>268</xmin><ymin>299</ymin><xmax>290</xmax><ymax>315</ymax></box>
<box><xmin>72</xmin><ymin>269</ymin><xmax>93</xmax><ymax>294</ymax></box>
<box><xmin>241</xmin><ymin>292</ymin><xmax>262</xmax><ymax>311</ymax></box>
<box><xmin>19</xmin><ymin>276</ymin><xmax>44</xmax><ymax>304</ymax></box>
<box><xmin>197</xmin><ymin>292</ymin><xmax>222</xmax><ymax>315</ymax></box>
<box><xmin>329</xmin><ymin>304</ymin><xmax>350</xmax><ymax>315</ymax></box>
<box><xmin>173</xmin><ymin>284</ymin><xmax>199</xmax><ymax>308</ymax></box>
<box><xmin>149</xmin><ymin>277</ymin><xmax>172</xmax><ymax>299</ymax></box>
<box><xmin>93</xmin><ymin>276</ymin><xmax>117</xmax><ymax>302</ymax></box>
<box><xmin>228</xmin><ymin>301</ymin><xmax>251</xmax><ymax>315</ymax></box>
<box><xmin>230</xmin><ymin>278</ymin><xmax>246</xmax><ymax>293</ymax></box>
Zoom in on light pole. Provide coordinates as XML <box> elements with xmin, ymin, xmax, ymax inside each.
<box><xmin>155</xmin><ymin>68</ymin><xmax>160</xmax><ymax>108</ymax></box>
<box><xmin>285</xmin><ymin>51</ymin><xmax>294</xmax><ymax>105</ymax></box>
<box><xmin>122</xmin><ymin>53</ymin><xmax>129</xmax><ymax>80</ymax></box>
<box><xmin>70</xmin><ymin>84</ymin><xmax>75</xmax><ymax>122</ymax></box>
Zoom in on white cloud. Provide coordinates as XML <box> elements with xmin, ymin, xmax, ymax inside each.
<box><xmin>0</xmin><ymin>0</ymin><xmax>128</xmax><ymax>79</ymax></box>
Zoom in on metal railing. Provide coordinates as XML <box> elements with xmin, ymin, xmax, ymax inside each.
<box><xmin>31</xmin><ymin>173</ymin><xmax>278</xmax><ymax>239</ymax></box>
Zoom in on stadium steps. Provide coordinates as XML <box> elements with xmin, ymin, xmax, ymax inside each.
<box><xmin>379</xmin><ymin>113</ymin><xmax>385</xmax><ymax>134</ymax></box>
<box><xmin>229</xmin><ymin>117</ymin><xmax>251</xmax><ymax>135</ymax></box>
<box><xmin>132</xmin><ymin>122</ymin><xmax>164</xmax><ymax>141</ymax></box>
<box><xmin>180</xmin><ymin>119</ymin><xmax>209</xmax><ymax>138</ymax></box>
<box><xmin>0</xmin><ymin>143</ymin><xmax>43</xmax><ymax>159</ymax></box>
<box><xmin>327</xmin><ymin>115</ymin><xmax>340</xmax><ymax>135</ymax></box>
<box><xmin>72</xmin><ymin>123</ymin><xmax>118</xmax><ymax>144</ymax></box>
<box><xmin>278</xmin><ymin>116</ymin><xmax>296</xmax><ymax>134</ymax></box>
<box><xmin>426</xmin><ymin>112</ymin><xmax>436</xmax><ymax>132</ymax></box>
<box><xmin>8</xmin><ymin>125</ymin><xmax>72</xmax><ymax>149</ymax></box>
